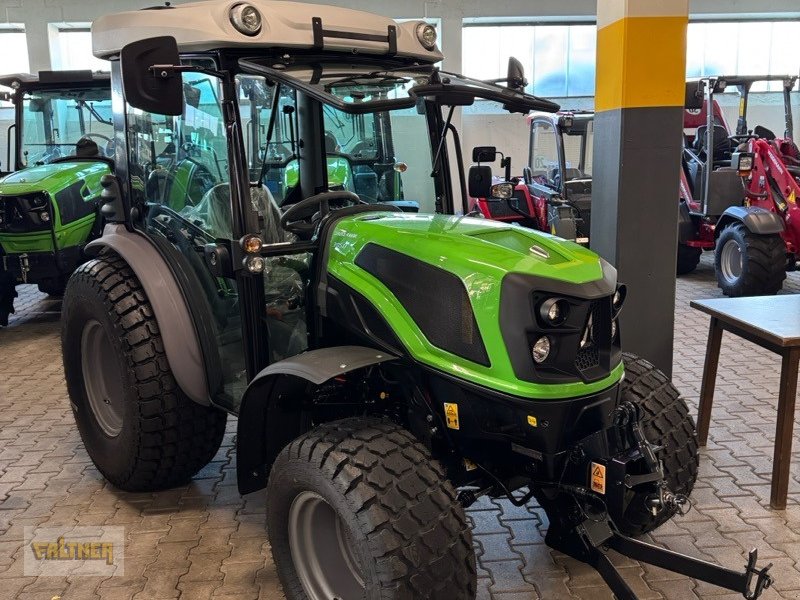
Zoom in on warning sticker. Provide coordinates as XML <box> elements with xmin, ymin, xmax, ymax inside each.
<box><xmin>590</xmin><ymin>462</ymin><xmax>606</xmax><ymax>495</ymax></box>
<box><xmin>444</xmin><ymin>403</ymin><xmax>460</xmax><ymax>430</ymax></box>
<box><xmin>527</xmin><ymin>415</ymin><xmax>538</xmax><ymax>428</ymax></box>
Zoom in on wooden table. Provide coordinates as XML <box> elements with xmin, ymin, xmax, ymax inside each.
<box><xmin>691</xmin><ymin>295</ymin><xmax>800</xmax><ymax>510</ymax></box>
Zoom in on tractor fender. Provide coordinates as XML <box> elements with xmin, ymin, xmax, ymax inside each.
<box><xmin>715</xmin><ymin>206</ymin><xmax>785</xmax><ymax>238</ymax></box>
<box><xmin>236</xmin><ymin>346</ymin><xmax>396</xmax><ymax>494</ymax></box>
<box><xmin>677</xmin><ymin>200</ymin><xmax>695</xmax><ymax>244</ymax></box>
<box><xmin>84</xmin><ymin>224</ymin><xmax>209</xmax><ymax>406</ymax></box>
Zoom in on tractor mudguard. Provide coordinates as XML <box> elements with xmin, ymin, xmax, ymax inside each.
<box><xmin>716</xmin><ymin>206</ymin><xmax>785</xmax><ymax>237</ymax></box>
<box><xmin>84</xmin><ymin>223</ymin><xmax>210</xmax><ymax>406</ymax></box>
<box><xmin>236</xmin><ymin>346</ymin><xmax>396</xmax><ymax>494</ymax></box>
<box><xmin>677</xmin><ymin>200</ymin><xmax>695</xmax><ymax>244</ymax></box>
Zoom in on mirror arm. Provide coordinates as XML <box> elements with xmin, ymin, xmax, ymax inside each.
<box><xmin>149</xmin><ymin>64</ymin><xmax>228</xmax><ymax>82</ymax></box>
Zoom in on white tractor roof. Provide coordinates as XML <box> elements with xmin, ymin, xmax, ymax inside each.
<box><xmin>92</xmin><ymin>0</ymin><xmax>442</xmax><ymax>63</ymax></box>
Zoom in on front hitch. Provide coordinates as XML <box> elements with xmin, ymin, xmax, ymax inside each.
<box><xmin>553</xmin><ymin>515</ymin><xmax>773</xmax><ymax>600</ymax></box>
<box><xmin>539</xmin><ymin>400</ymin><xmax>774</xmax><ymax>599</ymax></box>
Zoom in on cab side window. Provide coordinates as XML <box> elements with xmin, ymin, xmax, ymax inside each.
<box><xmin>237</xmin><ymin>75</ymin><xmax>298</xmax><ymax>205</ymax></box>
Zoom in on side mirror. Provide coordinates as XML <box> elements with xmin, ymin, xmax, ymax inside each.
<box><xmin>506</xmin><ymin>57</ymin><xmax>527</xmax><ymax>92</ymax></box>
<box><xmin>468</xmin><ymin>165</ymin><xmax>493</xmax><ymax>198</ymax></box>
<box><xmin>120</xmin><ymin>36</ymin><xmax>183</xmax><ymax>116</ymax></box>
<box><xmin>472</xmin><ymin>146</ymin><xmax>497</xmax><ymax>163</ymax></box>
<box><xmin>685</xmin><ymin>81</ymin><xmax>704</xmax><ymax>110</ymax></box>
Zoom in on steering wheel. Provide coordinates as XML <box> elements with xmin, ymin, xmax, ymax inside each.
<box><xmin>81</xmin><ymin>132</ymin><xmax>113</xmax><ymax>144</ymax></box>
<box><xmin>280</xmin><ymin>191</ymin><xmax>364</xmax><ymax>235</ymax></box>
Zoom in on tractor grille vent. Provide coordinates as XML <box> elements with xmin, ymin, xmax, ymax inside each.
<box><xmin>354</xmin><ymin>243</ymin><xmax>490</xmax><ymax>366</ymax></box>
<box><xmin>486</xmin><ymin>191</ymin><xmax>525</xmax><ymax>219</ymax></box>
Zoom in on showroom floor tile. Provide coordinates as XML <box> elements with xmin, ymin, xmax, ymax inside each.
<box><xmin>1</xmin><ymin>253</ymin><xmax>800</xmax><ymax>599</ymax></box>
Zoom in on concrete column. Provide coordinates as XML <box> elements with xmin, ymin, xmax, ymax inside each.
<box><xmin>590</xmin><ymin>0</ymin><xmax>688</xmax><ymax>376</ymax></box>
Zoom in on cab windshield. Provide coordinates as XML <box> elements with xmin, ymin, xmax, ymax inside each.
<box><xmin>237</xmin><ymin>68</ymin><xmax>439</xmax><ymax>213</ymax></box>
<box><xmin>20</xmin><ymin>87</ymin><xmax>113</xmax><ymax>167</ymax></box>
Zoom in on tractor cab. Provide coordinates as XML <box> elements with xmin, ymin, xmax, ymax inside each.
<box><xmin>0</xmin><ymin>70</ymin><xmax>112</xmax><ymax>324</ymax></box>
<box><xmin>467</xmin><ymin>110</ymin><xmax>593</xmax><ymax>245</ymax></box>
<box><xmin>0</xmin><ymin>70</ymin><xmax>113</xmax><ymax>173</ymax></box>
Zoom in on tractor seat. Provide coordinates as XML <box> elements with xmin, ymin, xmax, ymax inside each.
<box><xmin>75</xmin><ymin>137</ymin><xmax>101</xmax><ymax>158</ymax></box>
<box><xmin>694</xmin><ymin>124</ymin><xmax>731</xmax><ymax>163</ymax></box>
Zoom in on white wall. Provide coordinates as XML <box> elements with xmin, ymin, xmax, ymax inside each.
<box><xmin>1</xmin><ymin>0</ymin><xmax>798</xmax><ymax>172</ymax></box>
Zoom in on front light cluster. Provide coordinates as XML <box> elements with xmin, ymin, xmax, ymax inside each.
<box><xmin>416</xmin><ymin>23</ymin><xmax>438</xmax><ymax>50</ymax></box>
<box><xmin>532</xmin><ymin>336</ymin><xmax>551</xmax><ymax>364</ymax></box>
<box><xmin>230</xmin><ymin>3</ymin><xmax>263</xmax><ymax>36</ymax></box>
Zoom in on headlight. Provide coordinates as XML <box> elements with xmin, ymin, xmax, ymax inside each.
<box><xmin>532</xmin><ymin>336</ymin><xmax>551</xmax><ymax>364</ymax></box>
<box><xmin>539</xmin><ymin>297</ymin><xmax>569</xmax><ymax>326</ymax></box>
<box><xmin>230</xmin><ymin>3</ymin><xmax>263</xmax><ymax>36</ymax></box>
<box><xmin>39</xmin><ymin>210</ymin><xmax>50</xmax><ymax>223</ymax></box>
<box><xmin>611</xmin><ymin>319</ymin><xmax>618</xmax><ymax>339</ymax></box>
<box><xmin>416</xmin><ymin>23</ymin><xmax>438</xmax><ymax>50</ymax></box>
<box><xmin>490</xmin><ymin>183</ymin><xmax>514</xmax><ymax>199</ymax></box>
<box><xmin>243</xmin><ymin>255</ymin><xmax>266</xmax><ymax>273</ymax></box>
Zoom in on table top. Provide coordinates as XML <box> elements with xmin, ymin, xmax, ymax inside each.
<box><xmin>691</xmin><ymin>295</ymin><xmax>800</xmax><ymax>348</ymax></box>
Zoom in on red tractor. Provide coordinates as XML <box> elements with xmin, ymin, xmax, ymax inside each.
<box><xmin>468</xmin><ymin>110</ymin><xmax>593</xmax><ymax>246</ymax></box>
<box><xmin>680</xmin><ymin>76</ymin><xmax>797</xmax><ymax>296</ymax></box>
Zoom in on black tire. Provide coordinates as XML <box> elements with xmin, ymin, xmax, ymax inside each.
<box><xmin>38</xmin><ymin>278</ymin><xmax>66</xmax><ymax>297</ymax></box>
<box><xmin>267</xmin><ymin>418</ymin><xmax>477</xmax><ymax>600</ymax></box>
<box><xmin>616</xmin><ymin>353</ymin><xmax>699</xmax><ymax>537</ymax></box>
<box><xmin>714</xmin><ymin>223</ymin><xmax>785</xmax><ymax>297</ymax></box>
<box><xmin>61</xmin><ymin>253</ymin><xmax>226</xmax><ymax>492</ymax></box>
<box><xmin>676</xmin><ymin>243</ymin><xmax>701</xmax><ymax>275</ymax></box>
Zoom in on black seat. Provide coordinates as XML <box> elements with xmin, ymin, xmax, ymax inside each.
<box><xmin>75</xmin><ymin>137</ymin><xmax>101</xmax><ymax>158</ymax></box>
<box><xmin>694</xmin><ymin>124</ymin><xmax>731</xmax><ymax>163</ymax></box>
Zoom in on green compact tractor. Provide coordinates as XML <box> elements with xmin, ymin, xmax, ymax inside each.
<box><xmin>62</xmin><ymin>2</ymin><xmax>773</xmax><ymax>599</ymax></box>
<box><xmin>0</xmin><ymin>70</ymin><xmax>112</xmax><ymax>325</ymax></box>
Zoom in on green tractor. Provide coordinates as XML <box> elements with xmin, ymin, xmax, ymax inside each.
<box><xmin>62</xmin><ymin>2</ymin><xmax>773</xmax><ymax>599</ymax></box>
<box><xmin>0</xmin><ymin>70</ymin><xmax>112</xmax><ymax>325</ymax></box>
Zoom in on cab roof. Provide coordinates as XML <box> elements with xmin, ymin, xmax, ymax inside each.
<box><xmin>92</xmin><ymin>0</ymin><xmax>443</xmax><ymax>63</ymax></box>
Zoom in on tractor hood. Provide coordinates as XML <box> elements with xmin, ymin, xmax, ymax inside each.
<box><xmin>0</xmin><ymin>161</ymin><xmax>110</xmax><ymax>194</ymax></box>
<box><xmin>325</xmin><ymin>213</ymin><xmax>623</xmax><ymax>400</ymax></box>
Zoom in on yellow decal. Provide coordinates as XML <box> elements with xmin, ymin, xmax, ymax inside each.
<box><xmin>590</xmin><ymin>462</ymin><xmax>606</xmax><ymax>495</ymax></box>
<box><xmin>527</xmin><ymin>415</ymin><xmax>538</xmax><ymax>427</ymax></box>
<box><xmin>789</xmin><ymin>190</ymin><xmax>796</xmax><ymax>205</ymax></box>
<box><xmin>463</xmin><ymin>458</ymin><xmax>478</xmax><ymax>472</ymax></box>
<box><xmin>444</xmin><ymin>403</ymin><xmax>460</xmax><ymax>430</ymax></box>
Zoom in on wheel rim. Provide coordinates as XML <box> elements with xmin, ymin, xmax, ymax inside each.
<box><xmin>288</xmin><ymin>491</ymin><xmax>365</xmax><ymax>600</ymax></box>
<box><xmin>80</xmin><ymin>320</ymin><xmax>125</xmax><ymax>437</ymax></box>
<box><xmin>719</xmin><ymin>238</ymin><xmax>744</xmax><ymax>284</ymax></box>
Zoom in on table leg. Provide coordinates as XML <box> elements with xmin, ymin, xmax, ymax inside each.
<box><xmin>697</xmin><ymin>318</ymin><xmax>723</xmax><ymax>447</ymax></box>
<box><xmin>770</xmin><ymin>347</ymin><xmax>800</xmax><ymax>510</ymax></box>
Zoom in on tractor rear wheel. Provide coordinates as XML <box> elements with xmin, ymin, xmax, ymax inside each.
<box><xmin>267</xmin><ymin>418</ymin><xmax>477</xmax><ymax>600</ymax></box>
<box><xmin>676</xmin><ymin>243</ymin><xmax>701</xmax><ymax>275</ymax></box>
<box><xmin>617</xmin><ymin>353</ymin><xmax>699</xmax><ymax>537</ymax></box>
<box><xmin>61</xmin><ymin>253</ymin><xmax>226</xmax><ymax>492</ymax></box>
<box><xmin>715</xmin><ymin>223</ymin><xmax>785</xmax><ymax>296</ymax></box>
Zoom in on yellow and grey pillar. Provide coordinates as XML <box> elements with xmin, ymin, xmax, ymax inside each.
<box><xmin>590</xmin><ymin>0</ymin><xmax>688</xmax><ymax>375</ymax></box>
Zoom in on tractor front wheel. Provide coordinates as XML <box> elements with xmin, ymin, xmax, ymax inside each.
<box><xmin>676</xmin><ymin>243</ymin><xmax>701</xmax><ymax>275</ymax></box>
<box><xmin>61</xmin><ymin>253</ymin><xmax>227</xmax><ymax>492</ymax></box>
<box><xmin>617</xmin><ymin>353</ymin><xmax>699</xmax><ymax>537</ymax></box>
<box><xmin>267</xmin><ymin>418</ymin><xmax>477</xmax><ymax>600</ymax></box>
<box><xmin>715</xmin><ymin>223</ymin><xmax>785</xmax><ymax>296</ymax></box>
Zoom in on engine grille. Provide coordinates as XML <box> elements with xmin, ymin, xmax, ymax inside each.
<box><xmin>0</xmin><ymin>194</ymin><xmax>52</xmax><ymax>233</ymax></box>
<box><xmin>484</xmin><ymin>190</ymin><xmax>526</xmax><ymax>219</ymax></box>
<box><xmin>355</xmin><ymin>243</ymin><xmax>490</xmax><ymax>366</ymax></box>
